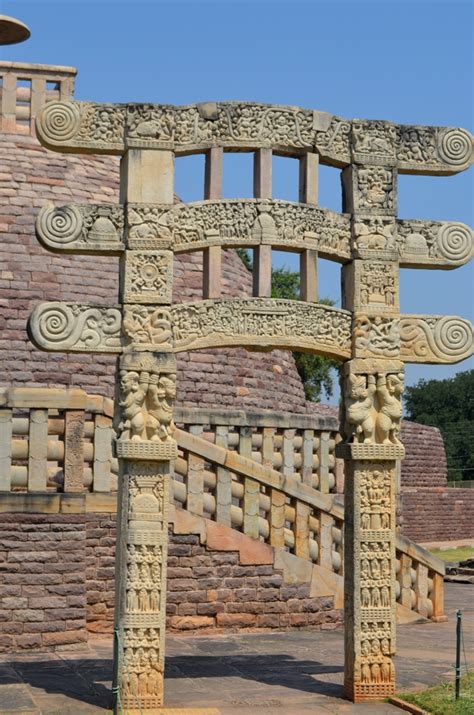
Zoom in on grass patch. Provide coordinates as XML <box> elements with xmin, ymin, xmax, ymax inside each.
<box><xmin>399</xmin><ymin>671</ymin><xmax>474</xmax><ymax>714</ymax></box>
<box><xmin>430</xmin><ymin>547</ymin><xmax>474</xmax><ymax>563</ymax></box>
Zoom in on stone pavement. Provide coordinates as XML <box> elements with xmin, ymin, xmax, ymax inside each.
<box><xmin>0</xmin><ymin>583</ymin><xmax>472</xmax><ymax>715</ymax></box>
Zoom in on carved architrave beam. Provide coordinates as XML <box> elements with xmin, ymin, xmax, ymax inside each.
<box><xmin>28</xmin><ymin>300</ymin><xmax>474</xmax><ymax>365</ymax></box>
<box><xmin>35</xmin><ymin>100</ymin><xmax>473</xmax><ymax>175</ymax></box>
<box><xmin>354</xmin><ymin>313</ymin><xmax>474</xmax><ymax>364</ymax></box>
<box><xmin>36</xmin><ymin>201</ymin><xmax>473</xmax><ymax>270</ymax></box>
<box><xmin>28</xmin><ymin>299</ymin><xmax>352</xmax><ymax>360</ymax></box>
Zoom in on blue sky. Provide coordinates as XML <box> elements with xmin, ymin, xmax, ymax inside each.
<box><xmin>3</xmin><ymin>0</ymin><xmax>473</xmax><ymax>398</ymax></box>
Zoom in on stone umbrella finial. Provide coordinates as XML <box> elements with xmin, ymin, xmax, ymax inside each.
<box><xmin>0</xmin><ymin>15</ymin><xmax>31</xmax><ymax>45</ymax></box>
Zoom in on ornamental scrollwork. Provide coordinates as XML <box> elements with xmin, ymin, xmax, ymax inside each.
<box><xmin>29</xmin><ymin>302</ymin><xmax>122</xmax><ymax>353</ymax></box>
<box><xmin>399</xmin><ymin>315</ymin><xmax>474</xmax><ymax>364</ymax></box>
<box><xmin>36</xmin><ymin>203</ymin><xmax>125</xmax><ymax>252</ymax></box>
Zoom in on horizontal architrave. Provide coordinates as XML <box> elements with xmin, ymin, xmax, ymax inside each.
<box><xmin>35</xmin><ymin>199</ymin><xmax>473</xmax><ymax>270</ymax></box>
<box><xmin>35</xmin><ymin>100</ymin><xmax>473</xmax><ymax>175</ymax></box>
<box><xmin>29</xmin><ymin>299</ymin><xmax>473</xmax><ymax>365</ymax></box>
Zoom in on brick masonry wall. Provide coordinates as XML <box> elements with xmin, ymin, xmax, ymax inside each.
<box><xmin>85</xmin><ymin>514</ymin><xmax>341</xmax><ymax>636</ymax></box>
<box><xmin>1</xmin><ymin>133</ymin><xmax>308</xmax><ymax>413</ymax></box>
<box><xmin>401</xmin><ymin>488</ymin><xmax>474</xmax><ymax>543</ymax></box>
<box><xmin>0</xmin><ymin>514</ymin><xmax>87</xmax><ymax>651</ymax></box>
<box><xmin>400</xmin><ymin>422</ymin><xmax>447</xmax><ymax>489</ymax></box>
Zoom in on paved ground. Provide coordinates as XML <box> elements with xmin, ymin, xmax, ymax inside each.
<box><xmin>0</xmin><ymin>583</ymin><xmax>472</xmax><ymax>714</ymax></box>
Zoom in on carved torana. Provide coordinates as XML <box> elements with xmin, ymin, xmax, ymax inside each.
<box><xmin>29</xmin><ymin>95</ymin><xmax>473</xmax><ymax>710</ymax></box>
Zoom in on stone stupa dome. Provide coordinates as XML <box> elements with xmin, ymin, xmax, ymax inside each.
<box><xmin>0</xmin><ymin>60</ymin><xmax>309</xmax><ymax>413</ymax></box>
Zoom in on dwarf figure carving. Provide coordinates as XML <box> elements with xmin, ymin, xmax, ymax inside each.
<box><xmin>119</xmin><ymin>370</ymin><xmax>147</xmax><ymax>440</ymax></box>
<box><xmin>376</xmin><ymin>372</ymin><xmax>404</xmax><ymax>444</ymax></box>
<box><xmin>345</xmin><ymin>373</ymin><xmax>376</xmax><ymax>442</ymax></box>
<box><xmin>147</xmin><ymin>374</ymin><xmax>176</xmax><ymax>442</ymax></box>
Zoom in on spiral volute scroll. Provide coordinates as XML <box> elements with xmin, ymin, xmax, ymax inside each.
<box><xmin>36</xmin><ymin>204</ymin><xmax>83</xmax><ymax>248</ymax></box>
<box><xmin>36</xmin><ymin>101</ymin><xmax>81</xmax><ymax>146</ymax></box>
<box><xmin>30</xmin><ymin>303</ymin><xmax>78</xmax><ymax>350</ymax></box>
<box><xmin>437</xmin><ymin>128</ymin><xmax>473</xmax><ymax>166</ymax></box>
<box><xmin>436</xmin><ymin>223</ymin><xmax>473</xmax><ymax>264</ymax></box>
<box><xmin>434</xmin><ymin>317</ymin><xmax>473</xmax><ymax>361</ymax></box>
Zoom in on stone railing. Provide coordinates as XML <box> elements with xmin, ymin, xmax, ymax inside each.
<box><xmin>0</xmin><ymin>62</ymin><xmax>76</xmax><ymax>135</ymax></box>
<box><xmin>0</xmin><ymin>387</ymin><xmax>114</xmax><ymax>493</ymax></box>
<box><xmin>175</xmin><ymin>407</ymin><xmax>342</xmax><ymax>494</ymax></box>
<box><xmin>0</xmin><ymin>387</ymin><xmax>444</xmax><ymax>620</ymax></box>
<box><xmin>174</xmin><ymin>423</ymin><xmax>445</xmax><ymax>622</ymax></box>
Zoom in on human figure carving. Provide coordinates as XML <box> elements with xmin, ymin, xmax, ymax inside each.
<box><xmin>381</xmin><ymin>660</ymin><xmax>391</xmax><ymax>682</ymax></box>
<box><xmin>361</xmin><ymin>587</ymin><xmax>371</xmax><ymax>607</ymax></box>
<box><xmin>371</xmin><ymin>663</ymin><xmax>381</xmax><ymax>683</ymax></box>
<box><xmin>376</xmin><ymin>372</ymin><xmax>404</xmax><ymax>444</ymax></box>
<box><xmin>361</xmin><ymin>512</ymin><xmax>371</xmax><ymax>530</ymax></box>
<box><xmin>361</xmin><ymin>663</ymin><xmax>372</xmax><ymax>683</ymax></box>
<box><xmin>119</xmin><ymin>370</ymin><xmax>147</xmax><ymax>440</ymax></box>
<box><xmin>147</xmin><ymin>374</ymin><xmax>176</xmax><ymax>441</ymax></box>
<box><xmin>345</xmin><ymin>373</ymin><xmax>376</xmax><ymax>442</ymax></box>
<box><xmin>381</xmin><ymin>586</ymin><xmax>390</xmax><ymax>607</ymax></box>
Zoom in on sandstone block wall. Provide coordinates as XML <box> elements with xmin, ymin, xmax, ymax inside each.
<box><xmin>85</xmin><ymin>513</ymin><xmax>342</xmax><ymax>637</ymax></box>
<box><xmin>0</xmin><ymin>514</ymin><xmax>87</xmax><ymax>651</ymax></box>
<box><xmin>400</xmin><ymin>422</ymin><xmax>447</xmax><ymax>489</ymax></box>
<box><xmin>401</xmin><ymin>488</ymin><xmax>474</xmax><ymax>543</ymax></box>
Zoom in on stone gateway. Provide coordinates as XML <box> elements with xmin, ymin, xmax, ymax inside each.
<box><xmin>29</xmin><ymin>99</ymin><xmax>473</xmax><ymax>710</ymax></box>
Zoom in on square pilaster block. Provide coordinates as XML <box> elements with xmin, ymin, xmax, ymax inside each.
<box><xmin>123</xmin><ymin>250</ymin><xmax>173</xmax><ymax>304</ymax></box>
<box><xmin>351</xmin><ymin>120</ymin><xmax>397</xmax><ymax>166</ymax></box>
<box><xmin>343</xmin><ymin>166</ymin><xmax>397</xmax><ymax>216</ymax></box>
<box><xmin>352</xmin><ymin>216</ymin><xmax>398</xmax><ymax>260</ymax></box>
<box><xmin>343</xmin><ymin>260</ymin><xmax>399</xmax><ymax>313</ymax></box>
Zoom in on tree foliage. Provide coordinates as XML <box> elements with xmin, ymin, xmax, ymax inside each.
<box><xmin>235</xmin><ymin>253</ymin><xmax>339</xmax><ymax>402</ymax></box>
<box><xmin>271</xmin><ymin>267</ymin><xmax>339</xmax><ymax>402</ymax></box>
<box><xmin>404</xmin><ymin>370</ymin><xmax>474</xmax><ymax>482</ymax></box>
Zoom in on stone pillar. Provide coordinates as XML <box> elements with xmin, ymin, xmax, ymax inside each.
<box><xmin>112</xmin><ymin>149</ymin><xmax>177</xmax><ymax>712</ymax></box>
<box><xmin>340</xmin><ymin>122</ymin><xmax>403</xmax><ymax>701</ymax></box>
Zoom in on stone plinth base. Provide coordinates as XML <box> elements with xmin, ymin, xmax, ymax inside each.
<box><xmin>116</xmin><ymin>438</ymin><xmax>178</xmax><ymax>460</ymax></box>
<box><xmin>124</xmin><ymin>709</ymin><xmax>221</xmax><ymax>714</ymax></box>
<box><xmin>345</xmin><ymin>682</ymin><xmax>395</xmax><ymax>702</ymax></box>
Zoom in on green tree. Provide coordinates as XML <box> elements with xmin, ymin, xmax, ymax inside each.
<box><xmin>404</xmin><ymin>370</ymin><xmax>474</xmax><ymax>482</ymax></box>
<box><xmin>271</xmin><ymin>266</ymin><xmax>339</xmax><ymax>402</ymax></box>
<box><xmin>235</xmin><ymin>253</ymin><xmax>340</xmax><ymax>401</ymax></box>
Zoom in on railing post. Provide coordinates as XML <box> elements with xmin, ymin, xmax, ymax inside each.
<box><xmin>215</xmin><ymin>425</ymin><xmax>232</xmax><ymax>527</ymax></box>
<box><xmin>63</xmin><ymin>410</ymin><xmax>85</xmax><ymax>492</ymax></box>
<box><xmin>0</xmin><ymin>409</ymin><xmax>12</xmax><ymax>491</ymax></box>
<box><xmin>431</xmin><ymin>572</ymin><xmax>445</xmax><ymax>621</ymax></box>
<box><xmin>294</xmin><ymin>500</ymin><xmax>311</xmax><ymax>560</ymax></box>
<box><xmin>203</xmin><ymin>146</ymin><xmax>223</xmax><ymax>299</ymax></box>
<box><xmin>270</xmin><ymin>489</ymin><xmax>286</xmax><ymax>548</ymax></box>
<box><xmin>187</xmin><ymin>425</ymin><xmax>204</xmax><ymax>516</ymax></box>
<box><xmin>93</xmin><ymin>414</ymin><xmax>113</xmax><ymax>492</ymax></box>
<box><xmin>301</xmin><ymin>429</ymin><xmax>315</xmax><ymax>486</ymax></box>
<box><xmin>28</xmin><ymin>409</ymin><xmax>48</xmax><ymax>491</ymax></box>
<box><xmin>239</xmin><ymin>425</ymin><xmax>259</xmax><ymax>539</ymax></box>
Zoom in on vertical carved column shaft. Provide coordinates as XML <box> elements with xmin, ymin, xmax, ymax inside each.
<box><xmin>113</xmin><ymin>149</ymin><xmax>176</xmax><ymax>712</ymax></box>
<box><xmin>340</xmin><ymin>126</ymin><xmax>403</xmax><ymax>702</ymax></box>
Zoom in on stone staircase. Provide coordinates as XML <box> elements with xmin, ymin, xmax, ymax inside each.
<box><xmin>0</xmin><ymin>387</ymin><xmax>446</xmax><ymax>630</ymax></box>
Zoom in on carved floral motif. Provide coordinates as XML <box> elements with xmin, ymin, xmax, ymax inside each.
<box><xmin>124</xmin><ymin>251</ymin><xmax>173</xmax><ymax>304</ymax></box>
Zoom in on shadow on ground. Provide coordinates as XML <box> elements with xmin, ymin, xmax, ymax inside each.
<box><xmin>5</xmin><ymin>653</ymin><xmax>344</xmax><ymax>709</ymax></box>
<box><xmin>5</xmin><ymin>658</ymin><xmax>114</xmax><ymax>709</ymax></box>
